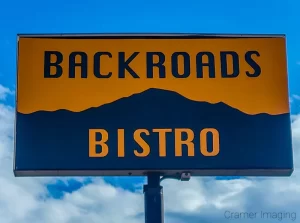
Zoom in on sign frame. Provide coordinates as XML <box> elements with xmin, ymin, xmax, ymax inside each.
<box><xmin>14</xmin><ymin>33</ymin><xmax>293</xmax><ymax>177</ymax></box>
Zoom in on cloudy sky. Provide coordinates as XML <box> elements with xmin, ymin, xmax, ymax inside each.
<box><xmin>1</xmin><ymin>0</ymin><xmax>300</xmax><ymax>222</ymax></box>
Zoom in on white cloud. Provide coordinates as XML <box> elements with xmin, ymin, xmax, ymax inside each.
<box><xmin>292</xmin><ymin>94</ymin><xmax>300</xmax><ymax>100</ymax></box>
<box><xmin>0</xmin><ymin>84</ymin><xmax>14</xmax><ymax>101</ymax></box>
<box><xmin>0</xmin><ymin>84</ymin><xmax>300</xmax><ymax>223</ymax></box>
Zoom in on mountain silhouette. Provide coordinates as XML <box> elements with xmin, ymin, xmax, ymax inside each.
<box><xmin>15</xmin><ymin>88</ymin><xmax>293</xmax><ymax>176</ymax></box>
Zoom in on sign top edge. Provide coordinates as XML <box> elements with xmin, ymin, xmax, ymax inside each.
<box><xmin>16</xmin><ymin>33</ymin><xmax>286</xmax><ymax>38</ymax></box>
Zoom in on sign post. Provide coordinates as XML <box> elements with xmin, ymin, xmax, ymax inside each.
<box><xmin>144</xmin><ymin>173</ymin><xmax>164</xmax><ymax>223</ymax></box>
<box><xmin>144</xmin><ymin>172</ymin><xmax>191</xmax><ymax>223</ymax></box>
<box><xmin>14</xmin><ymin>33</ymin><xmax>293</xmax><ymax>222</ymax></box>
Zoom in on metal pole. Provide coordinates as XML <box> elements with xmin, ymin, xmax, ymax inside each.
<box><xmin>144</xmin><ymin>172</ymin><xmax>164</xmax><ymax>223</ymax></box>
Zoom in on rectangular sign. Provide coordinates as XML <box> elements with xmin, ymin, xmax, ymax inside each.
<box><xmin>14</xmin><ymin>34</ymin><xmax>293</xmax><ymax>177</ymax></box>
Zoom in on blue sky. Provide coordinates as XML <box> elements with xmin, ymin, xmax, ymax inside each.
<box><xmin>0</xmin><ymin>0</ymin><xmax>300</xmax><ymax>222</ymax></box>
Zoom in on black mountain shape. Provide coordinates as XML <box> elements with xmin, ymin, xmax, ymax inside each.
<box><xmin>15</xmin><ymin>88</ymin><xmax>293</xmax><ymax>175</ymax></box>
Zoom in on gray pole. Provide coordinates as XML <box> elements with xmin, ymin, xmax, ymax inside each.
<box><xmin>143</xmin><ymin>172</ymin><xmax>164</xmax><ymax>223</ymax></box>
